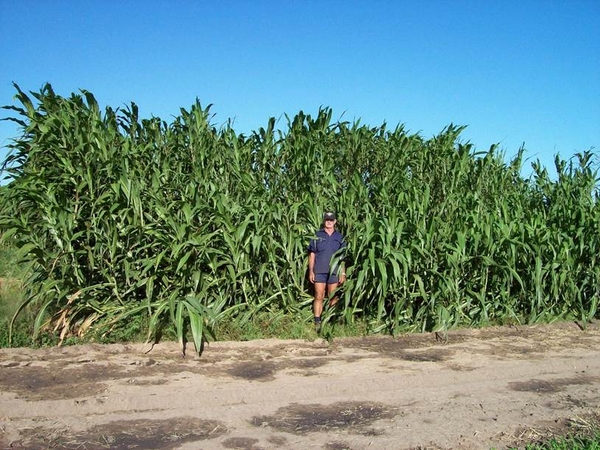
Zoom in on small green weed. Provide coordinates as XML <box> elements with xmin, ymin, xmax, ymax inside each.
<box><xmin>504</xmin><ymin>427</ymin><xmax>600</xmax><ymax>450</ymax></box>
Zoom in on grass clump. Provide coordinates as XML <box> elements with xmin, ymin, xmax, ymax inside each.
<box><xmin>0</xmin><ymin>240</ymin><xmax>31</xmax><ymax>347</ymax></box>
<box><xmin>505</xmin><ymin>416</ymin><xmax>600</xmax><ymax>450</ymax></box>
<box><xmin>519</xmin><ymin>431</ymin><xmax>600</xmax><ymax>450</ymax></box>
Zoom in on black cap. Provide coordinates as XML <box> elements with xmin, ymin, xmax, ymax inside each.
<box><xmin>323</xmin><ymin>211</ymin><xmax>336</xmax><ymax>221</ymax></box>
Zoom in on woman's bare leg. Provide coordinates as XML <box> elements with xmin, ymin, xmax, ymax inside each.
<box><xmin>313</xmin><ymin>282</ymin><xmax>326</xmax><ymax>318</ymax></box>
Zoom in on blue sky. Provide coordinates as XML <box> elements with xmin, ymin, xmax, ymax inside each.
<box><xmin>1</xmin><ymin>1</ymin><xmax>598</xmax><ymax>179</ymax></box>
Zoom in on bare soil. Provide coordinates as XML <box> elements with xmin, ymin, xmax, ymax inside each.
<box><xmin>1</xmin><ymin>321</ymin><xmax>599</xmax><ymax>450</ymax></box>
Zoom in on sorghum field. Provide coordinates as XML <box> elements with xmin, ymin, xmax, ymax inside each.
<box><xmin>1</xmin><ymin>83</ymin><xmax>597</xmax><ymax>352</ymax></box>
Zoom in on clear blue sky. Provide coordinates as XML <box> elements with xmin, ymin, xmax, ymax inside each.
<box><xmin>1</xmin><ymin>1</ymin><xmax>598</xmax><ymax>179</ymax></box>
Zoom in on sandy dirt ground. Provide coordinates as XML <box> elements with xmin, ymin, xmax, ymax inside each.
<box><xmin>0</xmin><ymin>321</ymin><xmax>599</xmax><ymax>450</ymax></box>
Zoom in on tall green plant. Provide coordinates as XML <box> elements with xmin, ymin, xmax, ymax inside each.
<box><xmin>1</xmin><ymin>83</ymin><xmax>598</xmax><ymax>353</ymax></box>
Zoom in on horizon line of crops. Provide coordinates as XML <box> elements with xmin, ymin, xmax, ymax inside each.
<box><xmin>0</xmin><ymin>83</ymin><xmax>598</xmax><ymax>354</ymax></box>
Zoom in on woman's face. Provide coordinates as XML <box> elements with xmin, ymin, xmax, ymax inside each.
<box><xmin>324</xmin><ymin>218</ymin><xmax>336</xmax><ymax>231</ymax></box>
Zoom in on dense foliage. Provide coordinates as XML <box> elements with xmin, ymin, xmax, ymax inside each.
<box><xmin>1</xmin><ymin>83</ymin><xmax>598</xmax><ymax>353</ymax></box>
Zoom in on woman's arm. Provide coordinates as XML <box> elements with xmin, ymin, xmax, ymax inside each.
<box><xmin>308</xmin><ymin>252</ymin><xmax>316</xmax><ymax>283</ymax></box>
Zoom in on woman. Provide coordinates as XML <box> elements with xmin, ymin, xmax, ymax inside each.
<box><xmin>307</xmin><ymin>211</ymin><xmax>346</xmax><ymax>331</ymax></box>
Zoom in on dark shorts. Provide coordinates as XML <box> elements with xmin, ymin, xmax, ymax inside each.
<box><xmin>314</xmin><ymin>273</ymin><xmax>340</xmax><ymax>284</ymax></box>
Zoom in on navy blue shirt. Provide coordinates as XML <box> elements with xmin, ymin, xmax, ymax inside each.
<box><xmin>308</xmin><ymin>229</ymin><xmax>346</xmax><ymax>274</ymax></box>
